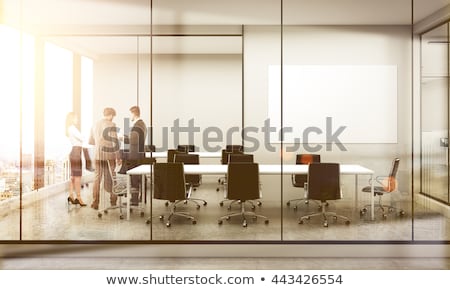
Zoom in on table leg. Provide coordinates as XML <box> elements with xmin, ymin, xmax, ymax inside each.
<box><xmin>354</xmin><ymin>174</ymin><xmax>359</xmax><ymax>210</ymax></box>
<box><xmin>370</xmin><ymin>173</ymin><xmax>375</xmax><ymax>220</ymax></box>
<box><xmin>127</xmin><ymin>174</ymin><xmax>131</xmax><ymax>220</ymax></box>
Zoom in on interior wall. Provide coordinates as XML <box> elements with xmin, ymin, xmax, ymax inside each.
<box><xmin>244</xmin><ymin>25</ymin><xmax>412</xmax><ymax>201</ymax></box>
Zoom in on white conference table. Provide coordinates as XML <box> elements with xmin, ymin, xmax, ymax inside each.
<box><xmin>145</xmin><ymin>152</ymin><xmax>222</xmax><ymax>159</ymax></box>
<box><xmin>126</xmin><ymin>164</ymin><xmax>375</xmax><ymax>221</ymax></box>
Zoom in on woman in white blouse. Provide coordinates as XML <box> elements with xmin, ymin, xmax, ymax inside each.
<box><xmin>65</xmin><ymin>112</ymin><xmax>87</xmax><ymax>206</ymax></box>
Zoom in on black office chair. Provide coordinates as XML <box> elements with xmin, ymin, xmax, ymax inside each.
<box><xmin>139</xmin><ymin>157</ymin><xmax>156</xmax><ymax>205</ymax></box>
<box><xmin>219</xmin><ymin>153</ymin><xmax>262</xmax><ymax>210</ymax></box>
<box><xmin>217</xmin><ymin>147</ymin><xmax>244</xmax><ymax>191</ymax></box>
<box><xmin>360</xmin><ymin>158</ymin><xmax>405</xmax><ymax>219</ymax></box>
<box><xmin>218</xmin><ymin>163</ymin><xmax>269</xmax><ymax>227</ymax></box>
<box><xmin>228</xmin><ymin>153</ymin><xmax>254</xmax><ymax>163</ymax></box>
<box><xmin>153</xmin><ymin>162</ymin><xmax>197</xmax><ymax>227</ymax></box>
<box><xmin>167</xmin><ymin>149</ymin><xmax>184</xmax><ymax>163</ymax></box>
<box><xmin>177</xmin><ymin>144</ymin><xmax>195</xmax><ymax>152</ymax></box>
<box><xmin>298</xmin><ymin>163</ymin><xmax>350</xmax><ymax>227</ymax></box>
<box><xmin>174</xmin><ymin>153</ymin><xmax>207</xmax><ymax>208</ymax></box>
<box><xmin>287</xmin><ymin>154</ymin><xmax>323</xmax><ymax>211</ymax></box>
<box><xmin>144</xmin><ymin>145</ymin><xmax>156</xmax><ymax>152</ymax></box>
<box><xmin>225</xmin><ymin>145</ymin><xmax>244</xmax><ymax>152</ymax></box>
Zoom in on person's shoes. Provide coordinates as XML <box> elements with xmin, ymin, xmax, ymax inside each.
<box><xmin>91</xmin><ymin>203</ymin><xmax>98</xmax><ymax>210</ymax></box>
<box><xmin>67</xmin><ymin>196</ymin><xmax>76</xmax><ymax>204</ymax></box>
<box><xmin>85</xmin><ymin>167</ymin><xmax>95</xmax><ymax>172</ymax></box>
<box><xmin>75</xmin><ymin>199</ymin><xmax>87</xmax><ymax>206</ymax></box>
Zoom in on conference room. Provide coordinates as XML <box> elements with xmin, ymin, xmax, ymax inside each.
<box><xmin>0</xmin><ymin>0</ymin><xmax>449</xmax><ymax>251</ymax></box>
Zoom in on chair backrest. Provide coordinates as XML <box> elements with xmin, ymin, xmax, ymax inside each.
<box><xmin>139</xmin><ymin>157</ymin><xmax>156</xmax><ymax>165</ymax></box>
<box><xmin>293</xmin><ymin>154</ymin><xmax>321</xmax><ymax>187</ymax></box>
<box><xmin>167</xmin><ymin>149</ymin><xmax>184</xmax><ymax>163</ymax></box>
<box><xmin>177</xmin><ymin>145</ymin><xmax>195</xmax><ymax>152</ymax></box>
<box><xmin>144</xmin><ymin>145</ymin><xmax>156</xmax><ymax>152</ymax></box>
<box><xmin>228</xmin><ymin>153</ymin><xmax>254</xmax><ymax>163</ymax></box>
<box><xmin>307</xmin><ymin>163</ymin><xmax>341</xmax><ymax>202</ymax></box>
<box><xmin>153</xmin><ymin>162</ymin><xmax>186</xmax><ymax>202</ymax></box>
<box><xmin>225</xmin><ymin>145</ymin><xmax>243</xmax><ymax>152</ymax></box>
<box><xmin>226</xmin><ymin>163</ymin><xmax>260</xmax><ymax>201</ymax></box>
<box><xmin>221</xmin><ymin>149</ymin><xmax>243</xmax><ymax>164</ymax></box>
<box><xmin>174</xmin><ymin>153</ymin><xmax>201</xmax><ymax>186</ymax></box>
<box><xmin>386</xmin><ymin>158</ymin><xmax>400</xmax><ymax>192</ymax></box>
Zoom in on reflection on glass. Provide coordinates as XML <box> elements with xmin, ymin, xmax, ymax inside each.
<box><xmin>420</xmin><ymin>23</ymin><xmax>449</xmax><ymax>204</ymax></box>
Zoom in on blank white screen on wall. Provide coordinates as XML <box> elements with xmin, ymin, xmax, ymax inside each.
<box><xmin>268</xmin><ymin>65</ymin><xmax>398</xmax><ymax>143</ymax></box>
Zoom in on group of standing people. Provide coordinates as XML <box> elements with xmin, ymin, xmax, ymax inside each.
<box><xmin>65</xmin><ymin>106</ymin><xmax>147</xmax><ymax>210</ymax></box>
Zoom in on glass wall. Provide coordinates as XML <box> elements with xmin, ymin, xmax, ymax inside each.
<box><xmin>0</xmin><ymin>0</ymin><xmax>449</xmax><ymax>243</ymax></box>
<box><xmin>416</xmin><ymin>21</ymin><xmax>450</xmax><ymax>241</ymax></box>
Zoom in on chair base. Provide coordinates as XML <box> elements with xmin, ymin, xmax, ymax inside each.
<box><xmin>97</xmin><ymin>192</ymin><xmax>125</xmax><ymax>219</ymax></box>
<box><xmin>360</xmin><ymin>204</ymin><xmax>406</xmax><ymax>219</ymax></box>
<box><xmin>219</xmin><ymin>199</ymin><xmax>262</xmax><ymax>210</ymax></box>
<box><xmin>286</xmin><ymin>198</ymin><xmax>326</xmax><ymax>211</ymax></box>
<box><xmin>158</xmin><ymin>201</ymin><xmax>197</xmax><ymax>227</ymax></box>
<box><xmin>218</xmin><ymin>202</ymin><xmax>269</xmax><ymax>227</ymax></box>
<box><xmin>298</xmin><ymin>202</ymin><xmax>350</xmax><ymax>227</ymax></box>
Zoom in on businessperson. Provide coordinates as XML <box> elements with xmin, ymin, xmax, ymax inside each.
<box><xmin>123</xmin><ymin>105</ymin><xmax>147</xmax><ymax>206</ymax></box>
<box><xmin>65</xmin><ymin>112</ymin><xmax>87</xmax><ymax>206</ymax></box>
<box><xmin>90</xmin><ymin>107</ymin><xmax>121</xmax><ymax>210</ymax></box>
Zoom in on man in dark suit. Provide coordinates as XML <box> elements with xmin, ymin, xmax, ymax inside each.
<box><xmin>124</xmin><ymin>106</ymin><xmax>147</xmax><ymax>205</ymax></box>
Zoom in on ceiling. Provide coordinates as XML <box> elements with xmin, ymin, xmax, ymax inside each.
<box><xmin>1</xmin><ymin>0</ymin><xmax>449</xmax><ymax>55</ymax></box>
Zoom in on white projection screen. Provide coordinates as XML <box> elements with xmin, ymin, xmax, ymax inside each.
<box><xmin>268</xmin><ymin>65</ymin><xmax>398</xmax><ymax>143</ymax></box>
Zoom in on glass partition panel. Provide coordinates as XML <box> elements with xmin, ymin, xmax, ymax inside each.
<box><xmin>0</xmin><ymin>16</ymin><xmax>24</xmax><ymax>240</ymax></box>
<box><xmin>18</xmin><ymin>0</ymin><xmax>152</xmax><ymax>240</ymax></box>
<box><xmin>282</xmin><ymin>0</ymin><xmax>413</xmax><ymax>240</ymax></box>
<box><xmin>151</xmin><ymin>0</ymin><xmax>282</xmax><ymax>241</ymax></box>
<box><xmin>417</xmin><ymin>20</ymin><xmax>450</xmax><ymax>241</ymax></box>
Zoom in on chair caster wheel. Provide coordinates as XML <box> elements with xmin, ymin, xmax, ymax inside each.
<box><xmin>119</xmin><ymin>215</ymin><xmax>124</xmax><ymax>220</ymax></box>
<box><xmin>225</xmin><ymin>216</ymin><xmax>230</xmax><ymax>221</ymax></box>
<box><xmin>219</xmin><ymin>202</ymin><xmax>224</xmax><ymax>207</ymax></box>
<box><xmin>345</xmin><ymin>220</ymin><xmax>351</xmax><ymax>225</ymax></box>
<box><xmin>196</xmin><ymin>205</ymin><xmax>200</xmax><ymax>209</ymax></box>
<box><xmin>192</xmin><ymin>220</ymin><xmax>197</xmax><ymax>225</ymax></box>
<box><xmin>98</xmin><ymin>213</ymin><xmax>102</xmax><ymax>218</ymax></box>
<box><xmin>323</xmin><ymin>222</ymin><xmax>328</xmax><ymax>227</ymax></box>
<box><xmin>166</xmin><ymin>222</ymin><xmax>171</xmax><ymax>227</ymax></box>
<box><xmin>146</xmin><ymin>219</ymin><xmax>151</xmax><ymax>225</ymax></box>
<box><xmin>203</xmin><ymin>201</ymin><xmax>207</xmax><ymax>206</ymax></box>
<box><xmin>165</xmin><ymin>201</ymin><xmax>169</xmax><ymax>207</ymax></box>
<box><xmin>140</xmin><ymin>212</ymin><xmax>145</xmax><ymax>217</ymax></box>
<box><xmin>251</xmin><ymin>205</ymin><xmax>256</xmax><ymax>210</ymax></box>
<box><xmin>257</xmin><ymin>201</ymin><xmax>262</xmax><ymax>206</ymax></box>
<box><xmin>159</xmin><ymin>215</ymin><xmax>164</xmax><ymax>220</ymax></box>
<box><xmin>216</xmin><ymin>188</ymin><xmax>220</xmax><ymax>192</ymax></box>
<box><xmin>286</xmin><ymin>201</ymin><xmax>291</xmax><ymax>206</ymax></box>
<box><xmin>298</xmin><ymin>219</ymin><xmax>304</xmax><ymax>224</ymax></box>
<box><xmin>304</xmin><ymin>200</ymin><xmax>309</xmax><ymax>204</ymax></box>
<box><xmin>242</xmin><ymin>221</ymin><xmax>247</xmax><ymax>227</ymax></box>
<box><xmin>293</xmin><ymin>206</ymin><xmax>298</xmax><ymax>211</ymax></box>
<box><xmin>104</xmin><ymin>210</ymin><xmax>108</xmax><ymax>214</ymax></box>
<box><xmin>264</xmin><ymin>220</ymin><xmax>269</xmax><ymax>225</ymax></box>
<box><xmin>218</xmin><ymin>220</ymin><xmax>223</xmax><ymax>225</ymax></box>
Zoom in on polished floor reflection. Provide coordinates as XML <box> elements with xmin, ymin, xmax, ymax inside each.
<box><xmin>0</xmin><ymin>176</ymin><xmax>449</xmax><ymax>241</ymax></box>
